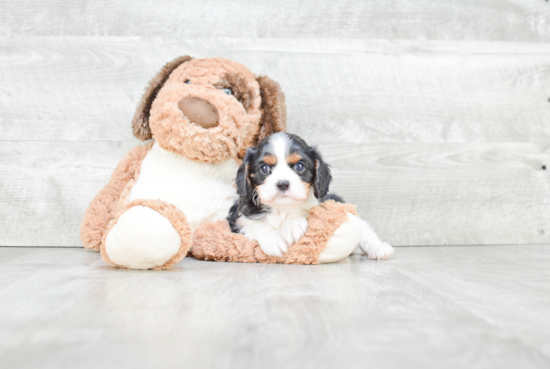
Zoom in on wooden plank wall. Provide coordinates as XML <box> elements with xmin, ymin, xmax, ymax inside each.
<box><xmin>1</xmin><ymin>0</ymin><xmax>549</xmax><ymax>247</ymax></box>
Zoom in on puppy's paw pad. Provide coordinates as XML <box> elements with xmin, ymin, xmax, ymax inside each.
<box><xmin>281</xmin><ymin>217</ymin><xmax>309</xmax><ymax>245</ymax></box>
<box><xmin>367</xmin><ymin>242</ymin><xmax>395</xmax><ymax>260</ymax></box>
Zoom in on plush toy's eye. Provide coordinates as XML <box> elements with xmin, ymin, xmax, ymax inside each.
<box><xmin>184</xmin><ymin>80</ymin><xmax>191</xmax><ymax>84</ymax></box>
<box><xmin>222</xmin><ymin>88</ymin><xmax>233</xmax><ymax>95</ymax></box>
<box><xmin>294</xmin><ymin>163</ymin><xmax>305</xmax><ymax>172</ymax></box>
<box><xmin>260</xmin><ymin>164</ymin><xmax>271</xmax><ymax>174</ymax></box>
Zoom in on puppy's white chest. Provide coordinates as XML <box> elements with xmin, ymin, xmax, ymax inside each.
<box><xmin>128</xmin><ymin>142</ymin><xmax>238</xmax><ymax>229</ymax></box>
<box><xmin>262</xmin><ymin>208</ymin><xmax>306</xmax><ymax>229</ymax></box>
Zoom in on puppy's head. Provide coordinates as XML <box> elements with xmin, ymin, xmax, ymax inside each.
<box><xmin>237</xmin><ymin>133</ymin><xmax>331</xmax><ymax>209</ymax></box>
<box><xmin>132</xmin><ymin>56</ymin><xmax>286</xmax><ymax>163</ymax></box>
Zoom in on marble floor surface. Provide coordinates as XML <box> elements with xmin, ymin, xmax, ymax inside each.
<box><xmin>0</xmin><ymin>245</ymin><xmax>549</xmax><ymax>369</ymax></box>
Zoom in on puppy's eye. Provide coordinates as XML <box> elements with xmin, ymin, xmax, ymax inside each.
<box><xmin>222</xmin><ymin>88</ymin><xmax>233</xmax><ymax>95</ymax></box>
<box><xmin>184</xmin><ymin>79</ymin><xmax>191</xmax><ymax>84</ymax></box>
<box><xmin>294</xmin><ymin>163</ymin><xmax>305</xmax><ymax>172</ymax></box>
<box><xmin>260</xmin><ymin>164</ymin><xmax>271</xmax><ymax>174</ymax></box>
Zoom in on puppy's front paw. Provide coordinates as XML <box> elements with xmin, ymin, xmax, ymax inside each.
<box><xmin>366</xmin><ymin>242</ymin><xmax>395</xmax><ymax>260</ymax></box>
<box><xmin>281</xmin><ymin>217</ymin><xmax>309</xmax><ymax>245</ymax></box>
<box><xmin>257</xmin><ymin>230</ymin><xmax>289</xmax><ymax>257</ymax></box>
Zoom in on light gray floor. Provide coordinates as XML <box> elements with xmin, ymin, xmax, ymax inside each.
<box><xmin>1</xmin><ymin>245</ymin><xmax>549</xmax><ymax>369</ymax></box>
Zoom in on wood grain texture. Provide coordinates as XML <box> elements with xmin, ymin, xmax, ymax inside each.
<box><xmin>1</xmin><ymin>246</ymin><xmax>550</xmax><ymax>368</ymax></box>
<box><xmin>1</xmin><ymin>37</ymin><xmax>549</xmax><ymax>143</ymax></box>
<box><xmin>0</xmin><ymin>0</ymin><xmax>549</xmax><ymax>42</ymax></box>
<box><xmin>0</xmin><ymin>141</ymin><xmax>137</xmax><ymax>246</ymax></box>
<box><xmin>322</xmin><ymin>142</ymin><xmax>550</xmax><ymax>246</ymax></box>
<box><xmin>1</xmin><ymin>141</ymin><xmax>548</xmax><ymax>247</ymax></box>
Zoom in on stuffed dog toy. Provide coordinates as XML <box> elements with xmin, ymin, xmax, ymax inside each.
<box><xmin>81</xmin><ymin>56</ymin><xmax>368</xmax><ymax>269</ymax></box>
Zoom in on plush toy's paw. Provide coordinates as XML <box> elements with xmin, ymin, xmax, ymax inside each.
<box><xmin>280</xmin><ymin>216</ymin><xmax>309</xmax><ymax>246</ymax></box>
<box><xmin>101</xmin><ymin>200</ymin><xmax>192</xmax><ymax>270</ymax></box>
<box><xmin>365</xmin><ymin>242</ymin><xmax>395</xmax><ymax>260</ymax></box>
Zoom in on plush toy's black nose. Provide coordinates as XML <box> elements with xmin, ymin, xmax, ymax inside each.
<box><xmin>178</xmin><ymin>97</ymin><xmax>219</xmax><ymax>129</ymax></box>
<box><xmin>277</xmin><ymin>181</ymin><xmax>289</xmax><ymax>191</ymax></box>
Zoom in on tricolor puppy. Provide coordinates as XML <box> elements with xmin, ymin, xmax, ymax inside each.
<box><xmin>227</xmin><ymin>132</ymin><xmax>394</xmax><ymax>260</ymax></box>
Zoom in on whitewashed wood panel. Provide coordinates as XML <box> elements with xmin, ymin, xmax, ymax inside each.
<box><xmin>0</xmin><ymin>141</ymin><xmax>136</xmax><ymax>246</ymax></box>
<box><xmin>1</xmin><ymin>37</ymin><xmax>549</xmax><ymax>143</ymax></box>
<box><xmin>1</xmin><ymin>141</ymin><xmax>548</xmax><ymax>247</ymax></box>
<box><xmin>322</xmin><ymin>142</ymin><xmax>550</xmax><ymax>246</ymax></box>
<box><xmin>0</xmin><ymin>0</ymin><xmax>549</xmax><ymax>42</ymax></box>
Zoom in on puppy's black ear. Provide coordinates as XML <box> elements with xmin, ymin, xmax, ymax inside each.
<box><xmin>236</xmin><ymin>149</ymin><xmax>255</xmax><ymax>200</ymax></box>
<box><xmin>311</xmin><ymin>147</ymin><xmax>332</xmax><ymax>199</ymax></box>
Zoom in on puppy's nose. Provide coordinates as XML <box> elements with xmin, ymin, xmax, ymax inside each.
<box><xmin>277</xmin><ymin>181</ymin><xmax>290</xmax><ymax>192</ymax></box>
<box><xmin>177</xmin><ymin>97</ymin><xmax>219</xmax><ymax>129</ymax></box>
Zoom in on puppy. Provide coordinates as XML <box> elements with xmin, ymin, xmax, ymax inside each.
<box><xmin>227</xmin><ymin>132</ymin><xmax>394</xmax><ymax>260</ymax></box>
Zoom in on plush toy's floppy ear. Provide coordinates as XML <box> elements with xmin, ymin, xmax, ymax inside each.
<box><xmin>310</xmin><ymin>147</ymin><xmax>332</xmax><ymax>199</ymax></box>
<box><xmin>253</xmin><ymin>76</ymin><xmax>287</xmax><ymax>145</ymax></box>
<box><xmin>132</xmin><ymin>56</ymin><xmax>193</xmax><ymax>140</ymax></box>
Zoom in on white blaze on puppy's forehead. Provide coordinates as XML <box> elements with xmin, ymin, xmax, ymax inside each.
<box><xmin>267</xmin><ymin>132</ymin><xmax>291</xmax><ymax>161</ymax></box>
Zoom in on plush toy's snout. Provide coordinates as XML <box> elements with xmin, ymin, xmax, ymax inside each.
<box><xmin>177</xmin><ymin>97</ymin><xmax>219</xmax><ymax>129</ymax></box>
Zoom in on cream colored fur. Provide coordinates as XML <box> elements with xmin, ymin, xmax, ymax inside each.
<box><xmin>105</xmin><ymin>206</ymin><xmax>181</xmax><ymax>270</ymax></box>
<box><xmin>128</xmin><ymin>142</ymin><xmax>238</xmax><ymax>229</ymax></box>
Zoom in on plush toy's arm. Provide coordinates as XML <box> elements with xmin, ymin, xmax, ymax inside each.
<box><xmin>192</xmin><ymin>201</ymin><xmax>360</xmax><ymax>264</ymax></box>
<box><xmin>80</xmin><ymin>143</ymin><xmax>153</xmax><ymax>251</ymax></box>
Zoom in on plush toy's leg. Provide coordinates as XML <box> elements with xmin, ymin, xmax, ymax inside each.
<box><xmin>80</xmin><ymin>143</ymin><xmax>153</xmax><ymax>251</ymax></box>
<box><xmin>357</xmin><ymin>218</ymin><xmax>395</xmax><ymax>260</ymax></box>
<box><xmin>100</xmin><ymin>199</ymin><xmax>192</xmax><ymax>270</ymax></box>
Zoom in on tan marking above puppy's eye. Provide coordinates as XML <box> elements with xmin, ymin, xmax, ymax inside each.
<box><xmin>263</xmin><ymin>155</ymin><xmax>277</xmax><ymax>166</ymax></box>
<box><xmin>287</xmin><ymin>153</ymin><xmax>302</xmax><ymax>165</ymax></box>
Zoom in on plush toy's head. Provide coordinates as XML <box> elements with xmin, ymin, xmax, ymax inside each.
<box><xmin>132</xmin><ymin>56</ymin><xmax>286</xmax><ymax>163</ymax></box>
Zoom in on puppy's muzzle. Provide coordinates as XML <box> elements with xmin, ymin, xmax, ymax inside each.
<box><xmin>178</xmin><ymin>97</ymin><xmax>219</xmax><ymax>129</ymax></box>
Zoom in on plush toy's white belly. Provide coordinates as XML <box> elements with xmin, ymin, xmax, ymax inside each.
<box><xmin>128</xmin><ymin>142</ymin><xmax>239</xmax><ymax>229</ymax></box>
